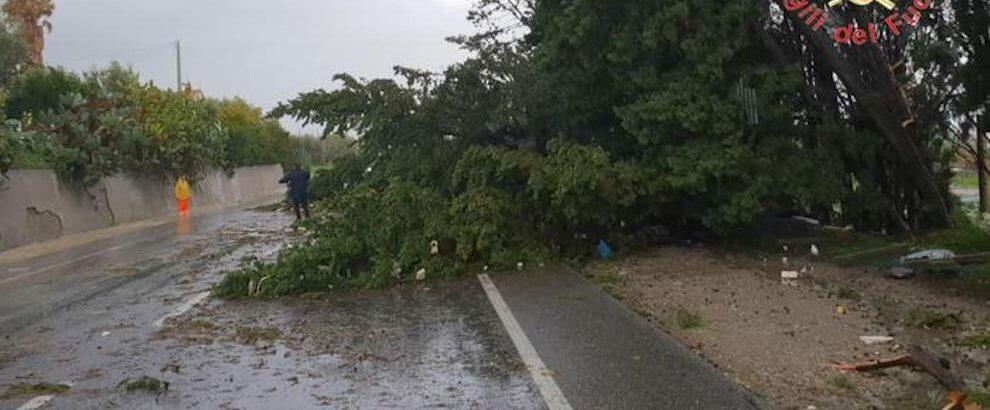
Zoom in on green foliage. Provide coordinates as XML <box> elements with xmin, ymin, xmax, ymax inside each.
<box><xmin>4</xmin><ymin>67</ymin><xmax>91</xmax><ymax>119</ymax></box>
<box><xmin>835</xmin><ymin>286</ymin><xmax>861</xmax><ymax>301</ymax></box>
<box><xmin>905</xmin><ymin>309</ymin><xmax>963</xmax><ymax>330</ymax></box>
<box><xmin>215</xmin><ymin>98</ymin><xmax>293</xmax><ymax>167</ymax></box>
<box><xmin>117</xmin><ymin>376</ymin><xmax>169</xmax><ymax>393</ymax></box>
<box><xmin>34</xmin><ymin>93</ymin><xmax>144</xmax><ymax>185</ymax></box>
<box><xmin>0</xmin><ymin>118</ymin><xmax>13</xmax><ymax>177</ymax></box>
<box><xmin>223</xmin><ymin>0</ymin><xmax>978</xmax><ymax>297</ymax></box>
<box><xmin>959</xmin><ymin>334</ymin><xmax>990</xmax><ymax>349</ymax></box>
<box><xmin>0</xmin><ymin>24</ymin><xmax>26</xmax><ymax>88</ymax></box>
<box><xmin>133</xmin><ymin>85</ymin><xmax>228</xmax><ymax>181</ymax></box>
<box><xmin>0</xmin><ymin>382</ymin><xmax>70</xmax><ymax>399</ymax></box>
<box><xmin>0</xmin><ymin>63</ymin><xmax>291</xmax><ymax>185</ymax></box>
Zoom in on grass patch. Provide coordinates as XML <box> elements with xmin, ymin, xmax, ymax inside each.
<box><xmin>905</xmin><ymin>309</ymin><xmax>963</xmax><ymax>330</ymax></box>
<box><xmin>959</xmin><ymin>334</ymin><xmax>990</xmax><ymax>349</ymax></box>
<box><xmin>589</xmin><ymin>271</ymin><xmax>619</xmax><ymax>285</ymax></box>
<box><xmin>969</xmin><ymin>390</ymin><xmax>990</xmax><ymax>407</ymax></box>
<box><xmin>675</xmin><ymin>308</ymin><xmax>704</xmax><ymax>330</ymax></box>
<box><xmin>953</xmin><ymin>172</ymin><xmax>979</xmax><ymax>189</ymax></box>
<box><xmin>814</xmin><ymin>211</ymin><xmax>989</xmax><ymax>268</ymax></box>
<box><xmin>829</xmin><ymin>375</ymin><xmax>855</xmax><ymax>391</ymax></box>
<box><xmin>0</xmin><ymin>382</ymin><xmax>70</xmax><ymax>399</ymax></box>
<box><xmin>836</xmin><ymin>286</ymin><xmax>862</xmax><ymax>301</ymax></box>
<box><xmin>117</xmin><ymin>376</ymin><xmax>169</xmax><ymax>393</ymax></box>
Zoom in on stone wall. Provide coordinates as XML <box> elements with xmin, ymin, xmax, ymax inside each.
<box><xmin>0</xmin><ymin>165</ymin><xmax>285</xmax><ymax>251</ymax></box>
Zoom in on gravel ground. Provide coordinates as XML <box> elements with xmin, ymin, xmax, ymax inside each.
<box><xmin>585</xmin><ymin>246</ymin><xmax>990</xmax><ymax>410</ymax></box>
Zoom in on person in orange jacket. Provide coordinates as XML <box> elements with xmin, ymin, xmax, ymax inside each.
<box><xmin>175</xmin><ymin>177</ymin><xmax>191</xmax><ymax>218</ymax></box>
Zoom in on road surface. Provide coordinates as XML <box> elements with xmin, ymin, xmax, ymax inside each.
<box><xmin>0</xmin><ymin>206</ymin><xmax>759</xmax><ymax>409</ymax></box>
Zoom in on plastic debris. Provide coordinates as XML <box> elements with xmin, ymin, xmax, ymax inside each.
<box><xmin>888</xmin><ymin>266</ymin><xmax>915</xmax><ymax>279</ymax></box>
<box><xmin>859</xmin><ymin>336</ymin><xmax>895</xmax><ymax>345</ymax></box>
<box><xmin>429</xmin><ymin>240</ymin><xmax>439</xmax><ymax>256</ymax></box>
<box><xmin>791</xmin><ymin>216</ymin><xmax>821</xmax><ymax>226</ymax></box>
<box><xmin>596</xmin><ymin>240</ymin><xmax>614</xmax><ymax>260</ymax></box>
<box><xmin>516</xmin><ymin>262</ymin><xmax>524</xmax><ymax>270</ymax></box>
<box><xmin>781</xmin><ymin>271</ymin><xmax>800</xmax><ymax>279</ymax></box>
<box><xmin>836</xmin><ymin>305</ymin><xmax>847</xmax><ymax>316</ymax></box>
<box><xmin>901</xmin><ymin>249</ymin><xmax>956</xmax><ymax>264</ymax></box>
<box><xmin>101</xmin><ymin>331</ymin><xmax>110</xmax><ymax>337</ymax></box>
<box><xmin>415</xmin><ymin>268</ymin><xmax>426</xmax><ymax>281</ymax></box>
<box><xmin>810</xmin><ymin>244</ymin><xmax>820</xmax><ymax>257</ymax></box>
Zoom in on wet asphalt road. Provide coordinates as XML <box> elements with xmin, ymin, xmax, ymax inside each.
<box><xmin>0</xmin><ymin>208</ymin><xmax>543</xmax><ymax>409</ymax></box>
<box><xmin>0</xmin><ymin>206</ymin><xmax>758</xmax><ymax>409</ymax></box>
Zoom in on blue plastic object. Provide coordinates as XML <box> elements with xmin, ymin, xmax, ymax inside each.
<box><xmin>596</xmin><ymin>239</ymin><xmax>614</xmax><ymax>259</ymax></box>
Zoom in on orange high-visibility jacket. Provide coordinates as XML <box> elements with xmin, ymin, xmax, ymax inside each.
<box><xmin>175</xmin><ymin>178</ymin><xmax>191</xmax><ymax>201</ymax></box>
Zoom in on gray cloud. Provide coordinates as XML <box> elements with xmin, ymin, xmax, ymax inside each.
<box><xmin>44</xmin><ymin>0</ymin><xmax>475</xmax><ymax>133</ymax></box>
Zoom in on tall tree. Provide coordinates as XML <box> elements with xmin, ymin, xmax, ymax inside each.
<box><xmin>0</xmin><ymin>22</ymin><xmax>26</xmax><ymax>89</ymax></box>
<box><xmin>2</xmin><ymin>0</ymin><xmax>53</xmax><ymax>67</ymax></box>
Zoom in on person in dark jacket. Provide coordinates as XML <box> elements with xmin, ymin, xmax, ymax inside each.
<box><xmin>279</xmin><ymin>164</ymin><xmax>310</xmax><ymax>220</ymax></box>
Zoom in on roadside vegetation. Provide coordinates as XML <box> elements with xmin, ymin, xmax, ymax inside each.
<box><xmin>217</xmin><ymin>0</ymin><xmax>989</xmax><ymax>298</ymax></box>
<box><xmin>0</xmin><ymin>63</ymin><xmax>308</xmax><ymax>185</ymax></box>
<box><xmin>0</xmin><ymin>11</ymin><xmax>337</xmax><ymax>186</ymax></box>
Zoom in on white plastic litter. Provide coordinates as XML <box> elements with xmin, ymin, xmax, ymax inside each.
<box><xmin>859</xmin><ymin>336</ymin><xmax>895</xmax><ymax>345</ymax></box>
<box><xmin>792</xmin><ymin>216</ymin><xmax>821</xmax><ymax>225</ymax></box>
<box><xmin>781</xmin><ymin>271</ymin><xmax>800</xmax><ymax>279</ymax></box>
<box><xmin>901</xmin><ymin>249</ymin><xmax>956</xmax><ymax>263</ymax></box>
<box><xmin>810</xmin><ymin>244</ymin><xmax>820</xmax><ymax>256</ymax></box>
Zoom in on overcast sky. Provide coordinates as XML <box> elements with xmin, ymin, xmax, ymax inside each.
<box><xmin>44</xmin><ymin>0</ymin><xmax>476</xmax><ymax>134</ymax></box>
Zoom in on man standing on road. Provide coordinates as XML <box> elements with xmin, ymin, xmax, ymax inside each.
<box><xmin>279</xmin><ymin>164</ymin><xmax>310</xmax><ymax>221</ymax></box>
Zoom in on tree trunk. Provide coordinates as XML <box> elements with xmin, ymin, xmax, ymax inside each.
<box><xmin>782</xmin><ymin>14</ymin><xmax>952</xmax><ymax>229</ymax></box>
<box><xmin>979</xmin><ymin>117</ymin><xmax>989</xmax><ymax>214</ymax></box>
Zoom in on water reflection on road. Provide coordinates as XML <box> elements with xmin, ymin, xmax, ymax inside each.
<box><xmin>0</xmin><ymin>208</ymin><xmax>542</xmax><ymax>409</ymax></box>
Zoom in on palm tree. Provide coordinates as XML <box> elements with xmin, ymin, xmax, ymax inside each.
<box><xmin>1</xmin><ymin>0</ymin><xmax>54</xmax><ymax>67</ymax></box>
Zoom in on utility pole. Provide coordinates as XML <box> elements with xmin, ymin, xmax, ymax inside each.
<box><xmin>175</xmin><ymin>40</ymin><xmax>182</xmax><ymax>91</ymax></box>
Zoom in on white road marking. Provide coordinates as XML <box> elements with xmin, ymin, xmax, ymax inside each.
<box><xmin>0</xmin><ymin>244</ymin><xmax>128</xmax><ymax>285</ymax></box>
<box><xmin>16</xmin><ymin>395</ymin><xmax>54</xmax><ymax>410</ymax></box>
<box><xmin>477</xmin><ymin>274</ymin><xmax>573</xmax><ymax>410</ymax></box>
<box><xmin>154</xmin><ymin>291</ymin><xmax>211</xmax><ymax>327</ymax></box>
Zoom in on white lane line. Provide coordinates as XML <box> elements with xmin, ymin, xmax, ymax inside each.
<box><xmin>477</xmin><ymin>274</ymin><xmax>573</xmax><ymax>410</ymax></box>
<box><xmin>0</xmin><ymin>244</ymin><xmax>128</xmax><ymax>285</ymax></box>
<box><xmin>16</xmin><ymin>395</ymin><xmax>54</xmax><ymax>410</ymax></box>
<box><xmin>154</xmin><ymin>291</ymin><xmax>211</xmax><ymax>327</ymax></box>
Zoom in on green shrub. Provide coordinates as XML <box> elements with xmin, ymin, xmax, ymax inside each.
<box><xmin>5</xmin><ymin>67</ymin><xmax>92</xmax><ymax>119</ymax></box>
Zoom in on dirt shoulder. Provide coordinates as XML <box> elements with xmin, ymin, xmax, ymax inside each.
<box><xmin>585</xmin><ymin>246</ymin><xmax>990</xmax><ymax>409</ymax></box>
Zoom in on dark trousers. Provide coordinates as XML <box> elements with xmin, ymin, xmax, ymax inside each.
<box><xmin>292</xmin><ymin>199</ymin><xmax>309</xmax><ymax>220</ymax></box>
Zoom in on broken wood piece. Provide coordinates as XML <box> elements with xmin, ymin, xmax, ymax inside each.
<box><xmin>831</xmin><ymin>354</ymin><xmax>915</xmax><ymax>372</ymax></box>
<box><xmin>904</xmin><ymin>344</ymin><xmax>964</xmax><ymax>391</ymax></box>
<box><xmin>831</xmin><ymin>345</ymin><xmax>965</xmax><ymax>392</ymax></box>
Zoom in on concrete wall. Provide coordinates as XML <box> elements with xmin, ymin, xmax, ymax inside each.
<box><xmin>0</xmin><ymin>165</ymin><xmax>285</xmax><ymax>251</ymax></box>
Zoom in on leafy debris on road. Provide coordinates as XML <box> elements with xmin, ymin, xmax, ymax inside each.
<box><xmin>117</xmin><ymin>376</ymin><xmax>169</xmax><ymax>394</ymax></box>
<box><xmin>0</xmin><ymin>382</ymin><xmax>70</xmax><ymax>399</ymax></box>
